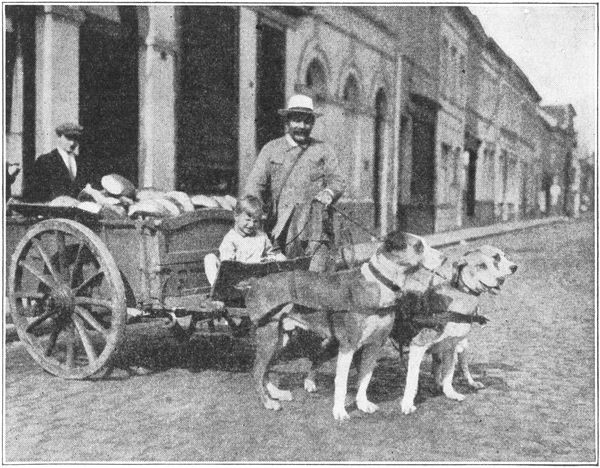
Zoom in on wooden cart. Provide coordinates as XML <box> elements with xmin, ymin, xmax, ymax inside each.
<box><xmin>6</xmin><ymin>204</ymin><xmax>310</xmax><ymax>379</ymax></box>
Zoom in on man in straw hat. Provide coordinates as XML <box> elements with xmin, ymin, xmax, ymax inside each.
<box><xmin>25</xmin><ymin>122</ymin><xmax>88</xmax><ymax>202</ymax></box>
<box><xmin>244</xmin><ymin>94</ymin><xmax>345</xmax><ymax>271</ymax></box>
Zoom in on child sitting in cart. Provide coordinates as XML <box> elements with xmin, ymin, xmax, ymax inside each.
<box><xmin>204</xmin><ymin>194</ymin><xmax>286</xmax><ymax>285</ymax></box>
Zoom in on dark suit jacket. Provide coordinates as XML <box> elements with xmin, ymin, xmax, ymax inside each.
<box><xmin>24</xmin><ymin>149</ymin><xmax>88</xmax><ymax>202</ymax></box>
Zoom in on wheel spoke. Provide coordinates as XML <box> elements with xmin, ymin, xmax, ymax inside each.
<box><xmin>13</xmin><ymin>291</ymin><xmax>45</xmax><ymax>300</ymax></box>
<box><xmin>25</xmin><ymin>307</ymin><xmax>60</xmax><ymax>333</ymax></box>
<box><xmin>75</xmin><ymin>296</ymin><xmax>113</xmax><ymax>310</ymax></box>
<box><xmin>19</xmin><ymin>260</ymin><xmax>58</xmax><ymax>290</ymax></box>
<box><xmin>65</xmin><ymin>327</ymin><xmax>76</xmax><ymax>368</ymax></box>
<box><xmin>44</xmin><ymin>325</ymin><xmax>61</xmax><ymax>356</ymax></box>
<box><xmin>32</xmin><ymin>239</ymin><xmax>61</xmax><ymax>284</ymax></box>
<box><xmin>74</xmin><ymin>306</ymin><xmax>109</xmax><ymax>338</ymax></box>
<box><xmin>55</xmin><ymin>231</ymin><xmax>68</xmax><ymax>279</ymax></box>
<box><xmin>72</xmin><ymin>270</ymin><xmax>105</xmax><ymax>295</ymax></box>
<box><xmin>70</xmin><ymin>243</ymin><xmax>85</xmax><ymax>288</ymax></box>
<box><xmin>72</xmin><ymin>315</ymin><xmax>98</xmax><ymax>363</ymax></box>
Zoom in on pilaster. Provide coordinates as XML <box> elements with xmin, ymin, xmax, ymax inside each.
<box><xmin>238</xmin><ymin>8</ymin><xmax>258</xmax><ymax>193</ymax></box>
<box><xmin>390</xmin><ymin>52</ymin><xmax>405</xmax><ymax>229</ymax></box>
<box><xmin>35</xmin><ymin>5</ymin><xmax>84</xmax><ymax>156</ymax></box>
<box><xmin>139</xmin><ymin>6</ymin><xmax>177</xmax><ymax>190</ymax></box>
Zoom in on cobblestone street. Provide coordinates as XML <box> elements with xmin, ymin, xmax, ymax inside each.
<box><xmin>3</xmin><ymin>216</ymin><xmax>596</xmax><ymax>462</ymax></box>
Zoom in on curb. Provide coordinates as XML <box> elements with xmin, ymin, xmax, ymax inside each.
<box><xmin>3</xmin><ymin>215</ymin><xmax>573</xmax><ymax>344</ymax></box>
<box><xmin>342</xmin><ymin>215</ymin><xmax>569</xmax><ymax>265</ymax></box>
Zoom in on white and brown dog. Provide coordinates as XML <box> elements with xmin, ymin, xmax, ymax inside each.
<box><xmin>439</xmin><ymin>245</ymin><xmax>518</xmax><ymax>393</ymax></box>
<box><xmin>398</xmin><ymin>245</ymin><xmax>517</xmax><ymax>414</ymax></box>
<box><xmin>242</xmin><ymin>231</ymin><xmax>445</xmax><ymax>420</ymax></box>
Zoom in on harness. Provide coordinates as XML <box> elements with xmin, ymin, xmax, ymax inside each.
<box><xmin>367</xmin><ymin>261</ymin><xmax>401</xmax><ymax>292</ymax></box>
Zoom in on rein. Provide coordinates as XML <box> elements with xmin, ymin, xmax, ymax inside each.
<box><xmin>278</xmin><ymin>202</ymin><xmax>449</xmax><ymax>283</ymax></box>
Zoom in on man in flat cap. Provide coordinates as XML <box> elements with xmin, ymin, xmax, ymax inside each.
<box><xmin>25</xmin><ymin>122</ymin><xmax>88</xmax><ymax>202</ymax></box>
<box><xmin>244</xmin><ymin>94</ymin><xmax>345</xmax><ymax>271</ymax></box>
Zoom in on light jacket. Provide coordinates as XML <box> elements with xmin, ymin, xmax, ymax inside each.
<box><xmin>244</xmin><ymin>135</ymin><xmax>345</xmax><ymax>244</ymax></box>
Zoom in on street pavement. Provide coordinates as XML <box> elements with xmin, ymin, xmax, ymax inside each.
<box><xmin>2</xmin><ymin>215</ymin><xmax>596</xmax><ymax>462</ymax></box>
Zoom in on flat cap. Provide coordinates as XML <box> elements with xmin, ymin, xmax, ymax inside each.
<box><xmin>55</xmin><ymin>122</ymin><xmax>83</xmax><ymax>138</ymax></box>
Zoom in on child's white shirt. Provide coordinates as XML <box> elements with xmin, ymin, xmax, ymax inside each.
<box><xmin>218</xmin><ymin>229</ymin><xmax>279</xmax><ymax>263</ymax></box>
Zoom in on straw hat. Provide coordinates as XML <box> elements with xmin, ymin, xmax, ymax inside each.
<box><xmin>277</xmin><ymin>94</ymin><xmax>322</xmax><ymax>117</ymax></box>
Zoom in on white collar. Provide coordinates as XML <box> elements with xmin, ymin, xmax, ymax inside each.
<box><xmin>285</xmin><ymin>133</ymin><xmax>298</xmax><ymax>147</ymax></box>
<box><xmin>57</xmin><ymin>147</ymin><xmax>77</xmax><ymax>179</ymax></box>
<box><xmin>57</xmin><ymin>147</ymin><xmax>76</xmax><ymax>165</ymax></box>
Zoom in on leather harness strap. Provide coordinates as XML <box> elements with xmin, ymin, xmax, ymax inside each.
<box><xmin>289</xmin><ymin>270</ymin><xmax>298</xmax><ymax>301</ymax></box>
<box><xmin>368</xmin><ymin>261</ymin><xmax>401</xmax><ymax>293</ymax></box>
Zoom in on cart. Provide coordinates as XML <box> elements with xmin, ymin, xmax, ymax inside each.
<box><xmin>6</xmin><ymin>203</ymin><xmax>311</xmax><ymax>379</ymax></box>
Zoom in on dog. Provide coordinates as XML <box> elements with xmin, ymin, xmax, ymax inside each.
<box><xmin>397</xmin><ymin>246</ymin><xmax>517</xmax><ymax>414</ymax></box>
<box><xmin>242</xmin><ymin>231</ymin><xmax>445</xmax><ymax>420</ymax></box>
<box><xmin>433</xmin><ymin>245</ymin><xmax>518</xmax><ymax>391</ymax></box>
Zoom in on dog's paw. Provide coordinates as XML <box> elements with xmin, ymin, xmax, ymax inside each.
<box><xmin>266</xmin><ymin>382</ymin><xmax>293</xmax><ymax>401</ymax></box>
<box><xmin>263</xmin><ymin>398</ymin><xmax>282</xmax><ymax>411</ymax></box>
<box><xmin>400</xmin><ymin>400</ymin><xmax>417</xmax><ymax>415</ymax></box>
<box><xmin>443</xmin><ymin>389</ymin><xmax>466</xmax><ymax>401</ymax></box>
<box><xmin>304</xmin><ymin>379</ymin><xmax>318</xmax><ymax>393</ymax></box>
<box><xmin>333</xmin><ymin>406</ymin><xmax>350</xmax><ymax>421</ymax></box>
<box><xmin>468</xmin><ymin>380</ymin><xmax>485</xmax><ymax>390</ymax></box>
<box><xmin>357</xmin><ymin>399</ymin><xmax>379</xmax><ymax>414</ymax></box>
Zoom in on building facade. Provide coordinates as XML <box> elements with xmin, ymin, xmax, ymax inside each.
<box><xmin>5</xmin><ymin>5</ymin><xmax>578</xmax><ymax>239</ymax></box>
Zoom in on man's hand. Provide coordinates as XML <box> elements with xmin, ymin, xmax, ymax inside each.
<box><xmin>314</xmin><ymin>189</ymin><xmax>334</xmax><ymax>206</ymax></box>
<box><xmin>7</xmin><ymin>163</ymin><xmax>20</xmax><ymax>179</ymax></box>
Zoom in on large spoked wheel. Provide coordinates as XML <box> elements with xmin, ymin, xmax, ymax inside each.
<box><xmin>8</xmin><ymin>219</ymin><xmax>126</xmax><ymax>379</ymax></box>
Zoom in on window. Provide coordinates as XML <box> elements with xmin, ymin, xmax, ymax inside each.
<box><xmin>500</xmin><ymin>150</ymin><xmax>508</xmax><ymax>199</ymax></box>
<box><xmin>305</xmin><ymin>59</ymin><xmax>327</xmax><ymax>102</ymax></box>
<box><xmin>342</xmin><ymin>74</ymin><xmax>359</xmax><ymax>106</ymax></box>
<box><xmin>441</xmin><ymin>143</ymin><xmax>451</xmax><ymax>202</ymax></box>
<box><xmin>453</xmin><ymin>147</ymin><xmax>461</xmax><ymax>185</ymax></box>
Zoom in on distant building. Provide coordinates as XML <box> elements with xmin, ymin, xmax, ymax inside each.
<box><xmin>5</xmin><ymin>5</ymin><xmax>579</xmax><ymax>237</ymax></box>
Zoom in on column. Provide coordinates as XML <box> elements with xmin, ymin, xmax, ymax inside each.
<box><xmin>390</xmin><ymin>53</ymin><xmax>406</xmax><ymax>230</ymax></box>
<box><xmin>35</xmin><ymin>6</ymin><xmax>84</xmax><ymax>156</ymax></box>
<box><xmin>138</xmin><ymin>6</ymin><xmax>177</xmax><ymax>190</ymax></box>
<box><xmin>238</xmin><ymin>8</ymin><xmax>258</xmax><ymax>193</ymax></box>
<box><xmin>6</xmin><ymin>16</ymin><xmax>24</xmax><ymax>195</ymax></box>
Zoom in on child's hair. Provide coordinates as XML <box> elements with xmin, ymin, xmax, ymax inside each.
<box><xmin>234</xmin><ymin>195</ymin><xmax>265</xmax><ymax>220</ymax></box>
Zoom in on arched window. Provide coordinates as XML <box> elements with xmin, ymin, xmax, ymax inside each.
<box><xmin>305</xmin><ymin>58</ymin><xmax>327</xmax><ymax>102</ymax></box>
<box><xmin>342</xmin><ymin>74</ymin><xmax>360</xmax><ymax>106</ymax></box>
<box><xmin>373</xmin><ymin>88</ymin><xmax>387</xmax><ymax>228</ymax></box>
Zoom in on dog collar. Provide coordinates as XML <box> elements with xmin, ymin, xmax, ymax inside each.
<box><xmin>368</xmin><ymin>261</ymin><xmax>401</xmax><ymax>292</ymax></box>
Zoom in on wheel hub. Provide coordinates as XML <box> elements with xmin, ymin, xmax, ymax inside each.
<box><xmin>52</xmin><ymin>284</ymin><xmax>75</xmax><ymax>314</ymax></box>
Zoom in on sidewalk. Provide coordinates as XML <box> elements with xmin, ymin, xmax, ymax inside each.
<box><xmin>4</xmin><ymin>215</ymin><xmax>569</xmax><ymax>343</ymax></box>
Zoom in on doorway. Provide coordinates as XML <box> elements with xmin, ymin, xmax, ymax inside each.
<box><xmin>176</xmin><ymin>6</ymin><xmax>239</xmax><ymax>195</ymax></box>
<box><xmin>463</xmin><ymin>149</ymin><xmax>477</xmax><ymax>218</ymax></box>
<box><xmin>373</xmin><ymin>89</ymin><xmax>388</xmax><ymax>229</ymax></box>
<box><xmin>79</xmin><ymin>7</ymin><xmax>139</xmax><ymax>187</ymax></box>
<box><xmin>256</xmin><ymin>19</ymin><xmax>286</xmax><ymax>154</ymax></box>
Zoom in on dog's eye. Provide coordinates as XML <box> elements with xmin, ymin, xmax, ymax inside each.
<box><xmin>478</xmin><ymin>263</ymin><xmax>487</xmax><ymax>270</ymax></box>
<box><xmin>493</xmin><ymin>254</ymin><xmax>501</xmax><ymax>262</ymax></box>
<box><xmin>414</xmin><ymin>241</ymin><xmax>424</xmax><ymax>254</ymax></box>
